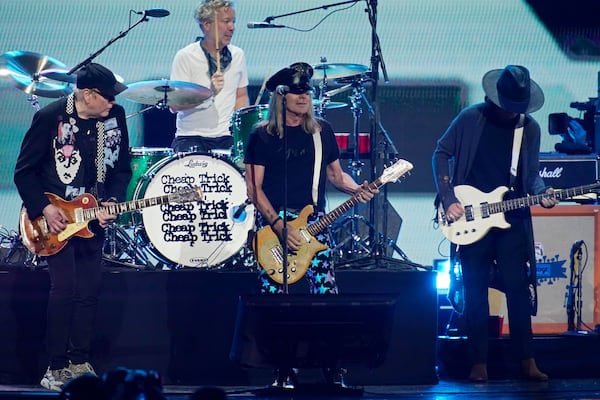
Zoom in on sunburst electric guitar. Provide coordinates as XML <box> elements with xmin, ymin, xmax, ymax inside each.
<box><xmin>19</xmin><ymin>187</ymin><xmax>203</xmax><ymax>257</ymax></box>
<box><xmin>254</xmin><ymin>159</ymin><xmax>414</xmax><ymax>285</ymax></box>
<box><xmin>437</xmin><ymin>183</ymin><xmax>600</xmax><ymax>245</ymax></box>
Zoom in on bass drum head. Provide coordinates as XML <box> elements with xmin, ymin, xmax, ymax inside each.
<box><xmin>133</xmin><ymin>152</ymin><xmax>255</xmax><ymax>268</ymax></box>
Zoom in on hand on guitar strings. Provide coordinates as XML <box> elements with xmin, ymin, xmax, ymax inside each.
<box><xmin>540</xmin><ymin>187</ymin><xmax>559</xmax><ymax>208</ymax></box>
<box><xmin>445</xmin><ymin>202</ymin><xmax>465</xmax><ymax>223</ymax></box>
<box><xmin>43</xmin><ymin>203</ymin><xmax>69</xmax><ymax>234</ymax></box>
<box><xmin>98</xmin><ymin>201</ymin><xmax>118</xmax><ymax>228</ymax></box>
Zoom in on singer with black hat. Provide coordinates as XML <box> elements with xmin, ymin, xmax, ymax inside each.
<box><xmin>432</xmin><ymin>65</ymin><xmax>558</xmax><ymax>382</ymax></box>
<box><xmin>243</xmin><ymin>62</ymin><xmax>377</xmax><ymax>387</ymax></box>
<box><xmin>14</xmin><ymin>62</ymin><xmax>132</xmax><ymax>391</ymax></box>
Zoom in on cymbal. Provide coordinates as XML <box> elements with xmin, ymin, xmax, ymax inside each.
<box><xmin>312</xmin><ymin>63</ymin><xmax>369</xmax><ymax>80</ymax></box>
<box><xmin>0</xmin><ymin>50</ymin><xmax>73</xmax><ymax>97</ymax></box>
<box><xmin>38</xmin><ymin>68</ymin><xmax>77</xmax><ymax>84</ymax></box>
<box><xmin>122</xmin><ymin>80</ymin><xmax>213</xmax><ymax>107</ymax></box>
<box><xmin>313</xmin><ymin>99</ymin><xmax>348</xmax><ymax>110</ymax></box>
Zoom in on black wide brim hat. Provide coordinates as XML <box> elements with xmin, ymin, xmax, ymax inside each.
<box><xmin>266</xmin><ymin>62</ymin><xmax>314</xmax><ymax>94</ymax></box>
<box><xmin>482</xmin><ymin>65</ymin><xmax>544</xmax><ymax>113</ymax></box>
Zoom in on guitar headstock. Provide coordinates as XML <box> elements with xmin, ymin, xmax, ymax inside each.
<box><xmin>380</xmin><ymin>159</ymin><xmax>414</xmax><ymax>184</ymax></box>
<box><xmin>171</xmin><ymin>186</ymin><xmax>203</xmax><ymax>203</ymax></box>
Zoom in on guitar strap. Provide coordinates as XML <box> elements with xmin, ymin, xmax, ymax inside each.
<box><xmin>311</xmin><ymin>130</ymin><xmax>323</xmax><ymax>206</ymax></box>
<box><xmin>65</xmin><ymin>93</ymin><xmax>105</xmax><ymax>199</ymax></box>
<box><xmin>509</xmin><ymin>114</ymin><xmax>525</xmax><ymax>190</ymax></box>
<box><xmin>94</xmin><ymin>120</ymin><xmax>106</xmax><ymax>200</ymax></box>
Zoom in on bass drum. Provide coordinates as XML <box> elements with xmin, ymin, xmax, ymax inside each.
<box><xmin>133</xmin><ymin>152</ymin><xmax>255</xmax><ymax>268</ymax></box>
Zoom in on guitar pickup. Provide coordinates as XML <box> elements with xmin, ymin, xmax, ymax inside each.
<box><xmin>74</xmin><ymin>208</ymin><xmax>84</xmax><ymax>224</ymax></box>
<box><xmin>299</xmin><ymin>228</ymin><xmax>311</xmax><ymax>243</ymax></box>
<box><xmin>270</xmin><ymin>246</ymin><xmax>284</xmax><ymax>264</ymax></box>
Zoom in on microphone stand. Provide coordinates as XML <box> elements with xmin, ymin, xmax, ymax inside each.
<box><xmin>364</xmin><ymin>0</ymin><xmax>412</xmax><ymax>268</ymax></box>
<box><xmin>67</xmin><ymin>12</ymin><xmax>155</xmax><ymax>75</ymax></box>
<box><xmin>281</xmin><ymin>95</ymin><xmax>289</xmax><ymax>294</ymax></box>
<box><xmin>262</xmin><ymin>0</ymin><xmax>361</xmax><ymax>23</ymax></box>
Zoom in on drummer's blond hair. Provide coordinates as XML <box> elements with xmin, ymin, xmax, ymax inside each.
<box><xmin>263</xmin><ymin>93</ymin><xmax>322</xmax><ymax>139</ymax></box>
<box><xmin>194</xmin><ymin>0</ymin><xmax>235</xmax><ymax>25</ymax></box>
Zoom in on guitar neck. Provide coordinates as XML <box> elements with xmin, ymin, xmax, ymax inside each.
<box><xmin>493</xmin><ymin>183</ymin><xmax>600</xmax><ymax>214</ymax></box>
<box><xmin>308</xmin><ymin>178</ymin><xmax>382</xmax><ymax>236</ymax></box>
<box><xmin>81</xmin><ymin>194</ymin><xmax>175</xmax><ymax>222</ymax></box>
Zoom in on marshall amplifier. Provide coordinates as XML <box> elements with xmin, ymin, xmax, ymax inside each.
<box><xmin>538</xmin><ymin>152</ymin><xmax>599</xmax><ymax>189</ymax></box>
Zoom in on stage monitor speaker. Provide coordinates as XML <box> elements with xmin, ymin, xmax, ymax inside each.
<box><xmin>229</xmin><ymin>294</ymin><xmax>397</xmax><ymax>370</ymax></box>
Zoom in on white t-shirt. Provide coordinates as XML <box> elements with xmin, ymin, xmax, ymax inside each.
<box><xmin>170</xmin><ymin>42</ymin><xmax>248</xmax><ymax>138</ymax></box>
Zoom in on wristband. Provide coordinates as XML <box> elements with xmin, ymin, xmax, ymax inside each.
<box><xmin>270</xmin><ymin>216</ymin><xmax>282</xmax><ymax>228</ymax></box>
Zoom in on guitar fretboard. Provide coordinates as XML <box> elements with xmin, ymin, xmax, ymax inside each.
<box><xmin>79</xmin><ymin>189</ymin><xmax>200</xmax><ymax>222</ymax></box>
<box><xmin>487</xmin><ymin>183</ymin><xmax>600</xmax><ymax>215</ymax></box>
<box><xmin>308</xmin><ymin>179</ymin><xmax>382</xmax><ymax>236</ymax></box>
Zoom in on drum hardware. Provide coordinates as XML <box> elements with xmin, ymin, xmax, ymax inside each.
<box><xmin>122</xmin><ymin>79</ymin><xmax>213</xmax><ymax>109</ymax></box>
<box><xmin>103</xmin><ymin>223</ymin><xmax>152</xmax><ymax>269</ymax></box>
<box><xmin>328</xmin><ymin>79</ymin><xmax>373</xmax><ymax>258</ymax></box>
<box><xmin>312</xmin><ymin>98</ymin><xmax>348</xmax><ymax>117</ymax></box>
<box><xmin>0</xmin><ymin>50</ymin><xmax>74</xmax><ymax>103</ymax></box>
<box><xmin>312</xmin><ymin>63</ymin><xmax>369</xmax><ymax>81</ymax></box>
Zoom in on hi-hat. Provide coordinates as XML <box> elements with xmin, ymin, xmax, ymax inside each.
<box><xmin>122</xmin><ymin>80</ymin><xmax>213</xmax><ymax>107</ymax></box>
<box><xmin>0</xmin><ymin>50</ymin><xmax>73</xmax><ymax>97</ymax></box>
<box><xmin>312</xmin><ymin>63</ymin><xmax>369</xmax><ymax>80</ymax></box>
<box><xmin>313</xmin><ymin>99</ymin><xmax>348</xmax><ymax>110</ymax></box>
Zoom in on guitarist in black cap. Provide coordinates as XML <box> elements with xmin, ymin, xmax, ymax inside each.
<box><xmin>14</xmin><ymin>63</ymin><xmax>131</xmax><ymax>391</ymax></box>
<box><xmin>433</xmin><ymin>65</ymin><xmax>558</xmax><ymax>382</ymax></box>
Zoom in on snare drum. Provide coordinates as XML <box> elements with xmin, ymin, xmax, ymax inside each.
<box><xmin>133</xmin><ymin>152</ymin><xmax>255</xmax><ymax>268</ymax></box>
<box><xmin>230</xmin><ymin>105</ymin><xmax>269</xmax><ymax>169</ymax></box>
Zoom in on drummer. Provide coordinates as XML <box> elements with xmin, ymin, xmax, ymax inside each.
<box><xmin>170</xmin><ymin>0</ymin><xmax>249</xmax><ymax>153</ymax></box>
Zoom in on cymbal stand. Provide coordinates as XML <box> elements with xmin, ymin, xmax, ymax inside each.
<box><xmin>27</xmin><ymin>94</ymin><xmax>40</xmax><ymax>111</ymax></box>
<box><xmin>331</xmin><ymin>80</ymin><xmax>373</xmax><ymax>260</ymax></box>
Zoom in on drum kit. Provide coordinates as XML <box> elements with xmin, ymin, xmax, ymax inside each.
<box><xmin>1</xmin><ymin>49</ymin><xmax>377</xmax><ymax>270</ymax></box>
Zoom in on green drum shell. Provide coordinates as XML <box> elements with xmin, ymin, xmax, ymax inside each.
<box><xmin>230</xmin><ymin>105</ymin><xmax>269</xmax><ymax>169</ymax></box>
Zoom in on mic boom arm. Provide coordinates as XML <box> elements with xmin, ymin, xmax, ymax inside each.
<box><xmin>68</xmin><ymin>9</ymin><xmax>168</xmax><ymax>75</ymax></box>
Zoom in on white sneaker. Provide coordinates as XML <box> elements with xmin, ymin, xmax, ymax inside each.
<box><xmin>69</xmin><ymin>361</ymin><xmax>97</xmax><ymax>378</ymax></box>
<box><xmin>40</xmin><ymin>367</ymin><xmax>74</xmax><ymax>391</ymax></box>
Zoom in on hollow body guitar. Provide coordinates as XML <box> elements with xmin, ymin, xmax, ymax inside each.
<box><xmin>254</xmin><ymin>159</ymin><xmax>414</xmax><ymax>284</ymax></box>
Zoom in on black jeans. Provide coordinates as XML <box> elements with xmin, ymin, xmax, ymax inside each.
<box><xmin>45</xmin><ymin>234</ymin><xmax>103</xmax><ymax>370</ymax></box>
<box><xmin>459</xmin><ymin>218</ymin><xmax>534</xmax><ymax>364</ymax></box>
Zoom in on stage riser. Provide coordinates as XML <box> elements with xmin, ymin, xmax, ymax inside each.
<box><xmin>0</xmin><ymin>268</ymin><xmax>438</xmax><ymax>386</ymax></box>
<box><xmin>437</xmin><ymin>335</ymin><xmax>600</xmax><ymax>380</ymax></box>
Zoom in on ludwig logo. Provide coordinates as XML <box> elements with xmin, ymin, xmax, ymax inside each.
<box><xmin>539</xmin><ymin>166</ymin><xmax>563</xmax><ymax>179</ymax></box>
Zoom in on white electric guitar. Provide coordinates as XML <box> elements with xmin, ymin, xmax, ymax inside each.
<box><xmin>437</xmin><ymin>183</ymin><xmax>600</xmax><ymax>245</ymax></box>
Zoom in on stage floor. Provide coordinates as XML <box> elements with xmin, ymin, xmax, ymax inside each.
<box><xmin>2</xmin><ymin>378</ymin><xmax>600</xmax><ymax>400</ymax></box>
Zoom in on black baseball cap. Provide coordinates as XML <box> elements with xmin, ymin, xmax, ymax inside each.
<box><xmin>76</xmin><ymin>63</ymin><xmax>127</xmax><ymax>97</ymax></box>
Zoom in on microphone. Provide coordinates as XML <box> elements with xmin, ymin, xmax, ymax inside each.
<box><xmin>233</xmin><ymin>199</ymin><xmax>252</xmax><ymax>219</ymax></box>
<box><xmin>247</xmin><ymin>22</ymin><xmax>285</xmax><ymax>29</ymax></box>
<box><xmin>137</xmin><ymin>8</ymin><xmax>170</xmax><ymax>18</ymax></box>
<box><xmin>276</xmin><ymin>85</ymin><xmax>290</xmax><ymax>95</ymax></box>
